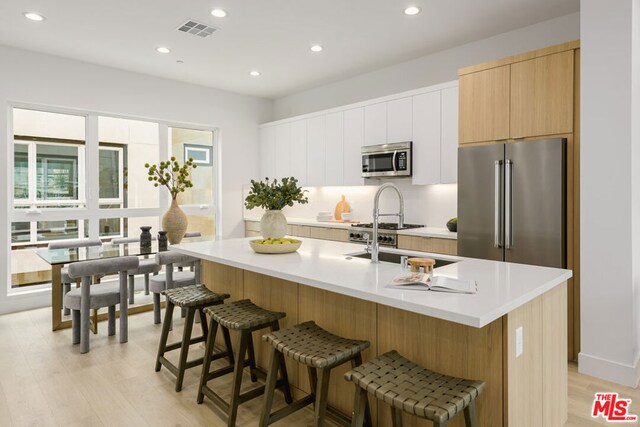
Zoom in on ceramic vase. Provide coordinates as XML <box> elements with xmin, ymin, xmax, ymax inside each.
<box><xmin>162</xmin><ymin>200</ymin><xmax>188</xmax><ymax>244</ymax></box>
<box><xmin>139</xmin><ymin>226</ymin><xmax>152</xmax><ymax>249</ymax></box>
<box><xmin>157</xmin><ymin>231</ymin><xmax>168</xmax><ymax>251</ymax></box>
<box><xmin>260</xmin><ymin>210</ymin><xmax>287</xmax><ymax>239</ymax></box>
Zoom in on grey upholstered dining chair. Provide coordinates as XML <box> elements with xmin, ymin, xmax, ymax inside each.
<box><xmin>111</xmin><ymin>236</ymin><xmax>161</xmax><ymax>304</ymax></box>
<box><xmin>64</xmin><ymin>256</ymin><xmax>139</xmax><ymax>353</ymax></box>
<box><xmin>176</xmin><ymin>232</ymin><xmax>202</xmax><ymax>271</ymax></box>
<box><xmin>150</xmin><ymin>251</ymin><xmax>201</xmax><ymax>324</ymax></box>
<box><xmin>48</xmin><ymin>238</ymin><xmax>102</xmax><ymax>316</ymax></box>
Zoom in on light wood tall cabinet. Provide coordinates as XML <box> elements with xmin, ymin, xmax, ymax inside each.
<box><xmin>458</xmin><ymin>40</ymin><xmax>581</xmax><ymax>361</ymax></box>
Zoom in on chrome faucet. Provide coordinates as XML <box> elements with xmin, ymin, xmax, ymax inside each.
<box><xmin>371</xmin><ymin>183</ymin><xmax>404</xmax><ymax>263</ymax></box>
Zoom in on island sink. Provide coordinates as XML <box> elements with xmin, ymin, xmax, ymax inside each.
<box><xmin>348</xmin><ymin>251</ymin><xmax>457</xmax><ymax>268</ymax></box>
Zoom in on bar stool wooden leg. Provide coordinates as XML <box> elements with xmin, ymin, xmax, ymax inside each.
<box><xmin>107</xmin><ymin>305</ymin><xmax>116</xmax><ymax>336</ymax></box>
<box><xmin>464</xmin><ymin>400</ymin><xmax>478</xmax><ymax>427</ymax></box>
<box><xmin>314</xmin><ymin>367</ymin><xmax>331</xmax><ymax>426</ymax></box>
<box><xmin>198</xmin><ymin>308</ymin><xmax>208</xmax><ymax>338</ymax></box>
<box><xmin>277</xmin><ymin>350</ymin><xmax>293</xmax><ymax>404</ymax></box>
<box><xmin>259</xmin><ymin>346</ymin><xmax>281</xmax><ymax>427</ymax></box>
<box><xmin>228</xmin><ymin>331</ymin><xmax>250</xmax><ymax>427</ymax></box>
<box><xmin>222</xmin><ymin>326</ymin><xmax>235</xmax><ymax>365</ymax></box>
<box><xmin>351</xmin><ymin>386</ymin><xmax>368</xmax><ymax>427</ymax></box>
<box><xmin>175</xmin><ymin>307</ymin><xmax>196</xmax><ymax>392</ymax></box>
<box><xmin>247</xmin><ymin>332</ymin><xmax>259</xmax><ymax>382</ymax></box>
<box><xmin>391</xmin><ymin>408</ymin><xmax>403</xmax><ymax>427</ymax></box>
<box><xmin>197</xmin><ymin>317</ymin><xmax>220</xmax><ymax>404</ymax></box>
<box><xmin>155</xmin><ymin>300</ymin><xmax>175</xmax><ymax>372</ymax></box>
<box><xmin>351</xmin><ymin>354</ymin><xmax>372</xmax><ymax>427</ymax></box>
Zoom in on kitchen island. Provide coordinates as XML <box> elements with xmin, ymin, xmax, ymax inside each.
<box><xmin>173</xmin><ymin>237</ymin><xmax>571</xmax><ymax>427</ymax></box>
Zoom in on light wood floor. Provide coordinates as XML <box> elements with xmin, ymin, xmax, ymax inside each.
<box><xmin>0</xmin><ymin>307</ymin><xmax>637</xmax><ymax>426</ymax></box>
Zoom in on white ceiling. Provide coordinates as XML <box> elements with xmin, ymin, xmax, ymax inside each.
<box><xmin>0</xmin><ymin>1</ymin><xmax>579</xmax><ymax>99</ymax></box>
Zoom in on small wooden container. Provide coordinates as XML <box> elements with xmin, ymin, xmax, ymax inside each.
<box><xmin>407</xmin><ymin>258</ymin><xmax>436</xmax><ymax>273</ymax></box>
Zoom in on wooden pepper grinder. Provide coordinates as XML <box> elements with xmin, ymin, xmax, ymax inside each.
<box><xmin>334</xmin><ymin>194</ymin><xmax>350</xmax><ymax>221</ymax></box>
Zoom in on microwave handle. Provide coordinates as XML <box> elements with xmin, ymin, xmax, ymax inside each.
<box><xmin>392</xmin><ymin>150</ymin><xmax>398</xmax><ymax>172</ymax></box>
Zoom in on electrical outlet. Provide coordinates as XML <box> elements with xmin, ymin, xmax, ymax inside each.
<box><xmin>515</xmin><ymin>326</ymin><xmax>524</xmax><ymax>358</ymax></box>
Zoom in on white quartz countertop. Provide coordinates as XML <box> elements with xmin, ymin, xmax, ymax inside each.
<box><xmin>173</xmin><ymin>237</ymin><xmax>571</xmax><ymax>328</ymax></box>
<box><xmin>396</xmin><ymin>227</ymin><xmax>457</xmax><ymax>240</ymax></box>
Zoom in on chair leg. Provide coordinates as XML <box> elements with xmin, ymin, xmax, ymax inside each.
<box><xmin>228</xmin><ymin>331</ymin><xmax>250</xmax><ymax>427</ymax></box>
<box><xmin>314</xmin><ymin>367</ymin><xmax>331</xmax><ymax>426</ymax></box>
<box><xmin>277</xmin><ymin>348</ymin><xmax>293</xmax><ymax>404</ymax></box>
<box><xmin>197</xmin><ymin>317</ymin><xmax>220</xmax><ymax>404</ymax></box>
<box><xmin>463</xmin><ymin>400</ymin><xmax>478</xmax><ymax>427</ymax></box>
<box><xmin>391</xmin><ymin>407</ymin><xmax>403</xmax><ymax>427</ymax></box>
<box><xmin>198</xmin><ymin>308</ymin><xmax>208</xmax><ymax>338</ymax></box>
<box><xmin>175</xmin><ymin>308</ymin><xmax>196</xmax><ymax>392</ymax></box>
<box><xmin>107</xmin><ymin>305</ymin><xmax>116</xmax><ymax>336</ymax></box>
<box><xmin>63</xmin><ymin>283</ymin><xmax>71</xmax><ymax>316</ymax></box>
<box><xmin>153</xmin><ymin>292</ymin><xmax>161</xmax><ymax>324</ymax></box>
<box><xmin>433</xmin><ymin>421</ymin><xmax>447</xmax><ymax>427</ymax></box>
<box><xmin>128</xmin><ymin>275</ymin><xmax>135</xmax><ymax>305</ymax></box>
<box><xmin>222</xmin><ymin>326</ymin><xmax>235</xmax><ymax>365</ymax></box>
<box><xmin>144</xmin><ymin>274</ymin><xmax>150</xmax><ymax>295</ymax></box>
<box><xmin>259</xmin><ymin>346</ymin><xmax>281</xmax><ymax>427</ymax></box>
<box><xmin>181</xmin><ymin>307</ymin><xmax>186</xmax><ymax>319</ymax></box>
<box><xmin>71</xmin><ymin>309</ymin><xmax>80</xmax><ymax>345</ymax></box>
<box><xmin>155</xmin><ymin>301</ymin><xmax>175</xmax><ymax>372</ymax></box>
<box><xmin>352</xmin><ymin>354</ymin><xmax>372</xmax><ymax>427</ymax></box>
<box><xmin>247</xmin><ymin>332</ymin><xmax>259</xmax><ymax>382</ymax></box>
<box><xmin>351</xmin><ymin>386</ymin><xmax>368</xmax><ymax>427</ymax></box>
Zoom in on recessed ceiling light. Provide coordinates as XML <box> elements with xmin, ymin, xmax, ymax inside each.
<box><xmin>310</xmin><ymin>45</ymin><xmax>323</xmax><ymax>53</ymax></box>
<box><xmin>211</xmin><ymin>8</ymin><xmax>227</xmax><ymax>18</ymax></box>
<box><xmin>24</xmin><ymin>12</ymin><xmax>45</xmax><ymax>21</ymax></box>
<box><xmin>403</xmin><ymin>6</ymin><xmax>421</xmax><ymax>16</ymax></box>
<box><xmin>156</xmin><ymin>47</ymin><xmax>171</xmax><ymax>54</ymax></box>
<box><xmin>249</xmin><ymin>70</ymin><xmax>261</xmax><ymax>77</ymax></box>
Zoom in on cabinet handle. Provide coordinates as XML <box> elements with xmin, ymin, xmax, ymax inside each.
<box><xmin>494</xmin><ymin>160</ymin><xmax>503</xmax><ymax>248</ymax></box>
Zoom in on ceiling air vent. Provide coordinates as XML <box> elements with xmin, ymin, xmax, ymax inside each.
<box><xmin>177</xmin><ymin>20</ymin><xmax>217</xmax><ymax>38</ymax></box>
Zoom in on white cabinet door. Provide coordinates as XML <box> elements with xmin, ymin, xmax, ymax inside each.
<box><xmin>387</xmin><ymin>97</ymin><xmax>413</xmax><ymax>142</ymax></box>
<box><xmin>275</xmin><ymin>123</ymin><xmax>291</xmax><ymax>179</ymax></box>
<box><xmin>325</xmin><ymin>112</ymin><xmax>344</xmax><ymax>186</ymax></box>
<box><xmin>259</xmin><ymin>126</ymin><xmax>276</xmax><ymax>180</ymax></box>
<box><xmin>441</xmin><ymin>86</ymin><xmax>459</xmax><ymax>184</ymax></box>
<box><xmin>306</xmin><ymin>116</ymin><xmax>326</xmax><ymax>186</ymax></box>
<box><xmin>343</xmin><ymin>108</ymin><xmax>365</xmax><ymax>186</ymax></box>
<box><xmin>290</xmin><ymin>120</ymin><xmax>308</xmax><ymax>186</ymax></box>
<box><xmin>364</xmin><ymin>103</ymin><xmax>387</xmax><ymax>146</ymax></box>
<box><xmin>412</xmin><ymin>91</ymin><xmax>441</xmax><ymax>185</ymax></box>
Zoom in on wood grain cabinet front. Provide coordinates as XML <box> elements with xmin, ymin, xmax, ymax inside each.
<box><xmin>397</xmin><ymin>235</ymin><xmax>457</xmax><ymax>256</ymax></box>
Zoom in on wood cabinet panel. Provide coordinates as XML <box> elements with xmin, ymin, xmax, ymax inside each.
<box><xmin>411</xmin><ymin>91</ymin><xmax>441</xmax><ymax>185</ymax></box>
<box><xmin>364</xmin><ymin>103</ymin><xmax>387</xmax><ymax>145</ymax></box>
<box><xmin>325</xmin><ymin>112</ymin><xmax>344</xmax><ymax>186</ymax></box>
<box><xmin>245</xmin><ymin>220</ymin><xmax>260</xmax><ymax>232</ymax></box>
<box><xmin>441</xmin><ymin>86</ymin><xmax>459</xmax><ymax>183</ymax></box>
<box><xmin>309</xmin><ymin>227</ymin><xmax>349</xmax><ymax>242</ymax></box>
<box><xmin>289</xmin><ymin>225</ymin><xmax>311</xmax><ymax>238</ymax></box>
<box><xmin>542</xmin><ymin>282</ymin><xmax>568</xmax><ymax>426</ymax></box>
<box><xmin>387</xmin><ymin>97</ymin><xmax>413</xmax><ymax>142</ymax></box>
<box><xmin>397</xmin><ymin>235</ymin><xmax>457</xmax><ymax>256</ymax></box>
<box><xmin>343</xmin><ymin>108</ymin><xmax>365</xmax><ymax>186</ymax></box>
<box><xmin>290</xmin><ymin>120</ymin><xmax>308</xmax><ymax>186</ymax></box>
<box><xmin>459</xmin><ymin>65</ymin><xmax>510</xmax><ymax>144</ymax></box>
<box><xmin>377</xmin><ymin>305</ymin><xmax>503</xmax><ymax>427</ymax></box>
<box><xmin>510</xmin><ymin>51</ymin><xmax>574</xmax><ymax>138</ymax></box>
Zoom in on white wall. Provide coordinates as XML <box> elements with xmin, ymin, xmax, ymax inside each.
<box><xmin>273</xmin><ymin>12</ymin><xmax>580</xmax><ymax>119</ymax></box>
<box><xmin>0</xmin><ymin>45</ymin><xmax>272</xmax><ymax>313</ymax></box>
<box><xmin>580</xmin><ymin>0</ymin><xmax>640</xmax><ymax>387</ymax></box>
<box><xmin>244</xmin><ymin>182</ymin><xmax>457</xmax><ymax>228</ymax></box>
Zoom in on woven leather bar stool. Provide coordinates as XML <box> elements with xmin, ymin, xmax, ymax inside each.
<box><xmin>260</xmin><ymin>321</ymin><xmax>372</xmax><ymax>427</ymax></box>
<box><xmin>197</xmin><ymin>299</ymin><xmax>293</xmax><ymax>427</ymax></box>
<box><xmin>344</xmin><ymin>350</ymin><xmax>485</xmax><ymax>427</ymax></box>
<box><xmin>155</xmin><ymin>284</ymin><xmax>233</xmax><ymax>392</ymax></box>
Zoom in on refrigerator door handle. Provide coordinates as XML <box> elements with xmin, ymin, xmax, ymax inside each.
<box><xmin>505</xmin><ymin>159</ymin><xmax>513</xmax><ymax>249</ymax></box>
<box><xmin>494</xmin><ymin>160</ymin><xmax>503</xmax><ymax>248</ymax></box>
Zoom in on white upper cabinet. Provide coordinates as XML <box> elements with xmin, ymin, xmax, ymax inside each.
<box><xmin>306</xmin><ymin>116</ymin><xmax>326</xmax><ymax>186</ymax></box>
<box><xmin>290</xmin><ymin>120</ymin><xmax>308</xmax><ymax>186</ymax></box>
<box><xmin>275</xmin><ymin>123</ymin><xmax>291</xmax><ymax>179</ymax></box>
<box><xmin>325</xmin><ymin>112</ymin><xmax>344</xmax><ymax>186</ymax></box>
<box><xmin>412</xmin><ymin>91</ymin><xmax>441</xmax><ymax>185</ymax></box>
<box><xmin>387</xmin><ymin>97</ymin><xmax>413</xmax><ymax>143</ymax></box>
<box><xmin>343</xmin><ymin>108</ymin><xmax>365</xmax><ymax>186</ymax></box>
<box><xmin>259</xmin><ymin>126</ymin><xmax>276</xmax><ymax>180</ymax></box>
<box><xmin>441</xmin><ymin>86</ymin><xmax>459</xmax><ymax>184</ymax></box>
<box><xmin>364</xmin><ymin>103</ymin><xmax>387</xmax><ymax>146</ymax></box>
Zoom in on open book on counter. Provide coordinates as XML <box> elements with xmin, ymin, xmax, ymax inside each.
<box><xmin>387</xmin><ymin>272</ymin><xmax>477</xmax><ymax>294</ymax></box>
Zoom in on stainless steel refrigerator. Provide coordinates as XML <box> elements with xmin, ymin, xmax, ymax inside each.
<box><xmin>457</xmin><ymin>138</ymin><xmax>566</xmax><ymax>268</ymax></box>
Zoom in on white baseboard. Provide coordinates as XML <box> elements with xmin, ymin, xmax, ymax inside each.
<box><xmin>579</xmin><ymin>351</ymin><xmax>640</xmax><ymax>388</ymax></box>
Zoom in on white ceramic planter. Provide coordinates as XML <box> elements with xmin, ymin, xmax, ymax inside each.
<box><xmin>260</xmin><ymin>210</ymin><xmax>287</xmax><ymax>238</ymax></box>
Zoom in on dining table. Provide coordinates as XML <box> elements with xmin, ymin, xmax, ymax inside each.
<box><xmin>36</xmin><ymin>236</ymin><xmax>208</xmax><ymax>331</ymax></box>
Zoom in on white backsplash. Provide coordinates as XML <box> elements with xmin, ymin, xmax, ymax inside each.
<box><xmin>243</xmin><ymin>181</ymin><xmax>457</xmax><ymax>229</ymax></box>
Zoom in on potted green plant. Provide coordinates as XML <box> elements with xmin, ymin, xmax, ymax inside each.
<box><xmin>145</xmin><ymin>157</ymin><xmax>197</xmax><ymax>244</ymax></box>
<box><xmin>245</xmin><ymin>177</ymin><xmax>309</xmax><ymax>238</ymax></box>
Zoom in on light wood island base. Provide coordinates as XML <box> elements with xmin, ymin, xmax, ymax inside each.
<box><xmin>202</xmin><ymin>260</ymin><xmax>567</xmax><ymax>427</ymax></box>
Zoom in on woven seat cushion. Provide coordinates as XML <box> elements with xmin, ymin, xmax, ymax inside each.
<box><xmin>344</xmin><ymin>350</ymin><xmax>485</xmax><ymax>423</ymax></box>
<box><xmin>262</xmin><ymin>321</ymin><xmax>370</xmax><ymax>369</ymax></box>
<box><xmin>149</xmin><ymin>271</ymin><xmax>195</xmax><ymax>294</ymax></box>
<box><xmin>164</xmin><ymin>284</ymin><xmax>230</xmax><ymax>308</ymax></box>
<box><xmin>64</xmin><ymin>282</ymin><xmax>121</xmax><ymax>310</ymax></box>
<box><xmin>128</xmin><ymin>258</ymin><xmax>161</xmax><ymax>275</ymax></box>
<box><xmin>205</xmin><ymin>299</ymin><xmax>285</xmax><ymax>331</ymax></box>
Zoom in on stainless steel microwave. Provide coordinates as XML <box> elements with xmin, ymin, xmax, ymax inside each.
<box><xmin>361</xmin><ymin>141</ymin><xmax>412</xmax><ymax>178</ymax></box>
